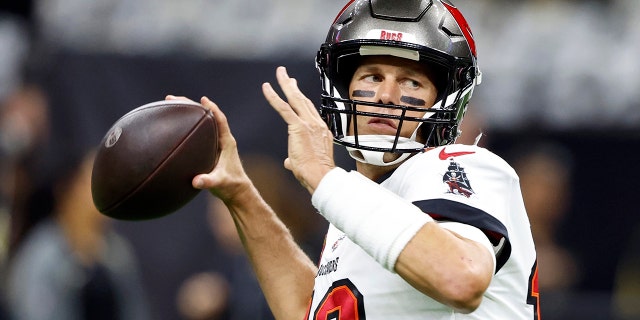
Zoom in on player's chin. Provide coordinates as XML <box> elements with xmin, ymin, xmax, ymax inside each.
<box><xmin>382</xmin><ymin>152</ymin><xmax>404</xmax><ymax>163</ymax></box>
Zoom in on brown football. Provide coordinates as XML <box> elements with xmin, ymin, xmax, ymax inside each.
<box><xmin>91</xmin><ymin>100</ymin><xmax>219</xmax><ymax>220</ymax></box>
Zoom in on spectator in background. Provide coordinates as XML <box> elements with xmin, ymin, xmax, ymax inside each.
<box><xmin>509</xmin><ymin>141</ymin><xmax>580</xmax><ymax>319</ymax></box>
<box><xmin>4</xmin><ymin>149</ymin><xmax>150</xmax><ymax>320</ymax></box>
<box><xmin>0</xmin><ymin>0</ymin><xmax>36</xmax><ymax>264</ymax></box>
<box><xmin>1</xmin><ymin>85</ymin><xmax>50</xmax><ymax>256</ymax></box>
<box><xmin>0</xmin><ymin>84</ymin><xmax>49</xmax><ymax>320</ymax></box>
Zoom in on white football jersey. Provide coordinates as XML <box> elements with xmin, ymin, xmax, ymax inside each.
<box><xmin>305</xmin><ymin>144</ymin><xmax>539</xmax><ymax>320</ymax></box>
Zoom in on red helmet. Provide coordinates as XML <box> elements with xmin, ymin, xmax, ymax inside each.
<box><xmin>316</xmin><ymin>0</ymin><xmax>481</xmax><ymax>165</ymax></box>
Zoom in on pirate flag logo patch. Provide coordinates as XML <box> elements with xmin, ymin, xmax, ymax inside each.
<box><xmin>443</xmin><ymin>160</ymin><xmax>474</xmax><ymax>198</ymax></box>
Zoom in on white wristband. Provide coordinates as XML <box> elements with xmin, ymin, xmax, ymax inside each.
<box><xmin>312</xmin><ymin>167</ymin><xmax>433</xmax><ymax>271</ymax></box>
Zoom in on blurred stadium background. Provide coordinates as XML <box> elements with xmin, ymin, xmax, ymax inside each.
<box><xmin>1</xmin><ymin>0</ymin><xmax>639</xmax><ymax>319</ymax></box>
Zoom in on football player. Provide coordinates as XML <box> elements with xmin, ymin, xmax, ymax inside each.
<box><xmin>181</xmin><ymin>0</ymin><xmax>540</xmax><ymax>319</ymax></box>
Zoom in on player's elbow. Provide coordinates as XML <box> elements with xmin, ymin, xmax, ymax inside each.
<box><xmin>439</xmin><ymin>269</ymin><xmax>490</xmax><ymax>313</ymax></box>
<box><xmin>446</xmin><ymin>288</ymin><xmax>484</xmax><ymax>313</ymax></box>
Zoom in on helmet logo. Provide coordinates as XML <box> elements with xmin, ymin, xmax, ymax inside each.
<box><xmin>442</xmin><ymin>2</ymin><xmax>477</xmax><ymax>57</ymax></box>
<box><xmin>366</xmin><ymin>30</ymin><xmax>417</xmax><ymax>43</ymax></box>
<box><xmin>380</xmin><ymin>30</ymin><xmax>403</xmax><ymax>41</ymax></box>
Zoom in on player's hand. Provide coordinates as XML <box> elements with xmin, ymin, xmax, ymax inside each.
<box><xmin>165</xmin><ymin>95</ymin><xmax>253</xmax><ymax>204</ymax></box>
<box><xmin>262</xmin><ymin>66</ymin><xmax>335</xmax><ymax>194</ymax></box>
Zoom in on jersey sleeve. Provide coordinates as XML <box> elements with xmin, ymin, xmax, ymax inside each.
<box><xmin>389</xmin><ymin>145</ymin><xmax>520</xmax><ymax>272</ymax></box>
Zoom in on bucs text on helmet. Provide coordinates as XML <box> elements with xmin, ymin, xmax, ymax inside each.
<box><xmin>316</xmin><ymin>0</ymin><xmax>481</xmax><ymax>166</ymax></box>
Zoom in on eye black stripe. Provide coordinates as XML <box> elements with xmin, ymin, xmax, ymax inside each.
<box><xmin>352</xmin><ymin>90</ymin><xmax>375</xmax><ymax>98</ymax></box>
<box><xmin>400</xmin><ymin>96</ymin><xmax>426</xmax><ymax>106</ymax></box>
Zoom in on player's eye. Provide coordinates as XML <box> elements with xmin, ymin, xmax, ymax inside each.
<box><xmin>363</xmin><ymin>75</ymin><xmax>382</xmax><ymax>83</ymax></box>
<box><xmin>401</xmin><ymin>79</ymin><xmax>421</xmax><ymax>89</ymax></box>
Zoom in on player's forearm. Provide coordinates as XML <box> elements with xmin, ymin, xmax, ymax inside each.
<box><xmin>225</xmin><ymin>184</ymin><xmax>317</xmax><ymax>319</ymax></box>
<box><xmin>394</xmin><ymin>223</ymin><xmax>493</xmax><ymax>313</ymax></box>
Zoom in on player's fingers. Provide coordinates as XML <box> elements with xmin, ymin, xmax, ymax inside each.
<box><xmin>199</xmin><ymin>97</ymin><xmax>244</xmax><ymax>181</ymax></box>
<box><xmin>192</xmin><ymin>173</ymin><xmax>211</xmax><ymax>189</ymax></box>
<box><xmin>262</xmin><ymin>82</ymin><xmax>301</xmax><ymax>125</ymax></box>
<box><xmin>274</xmin><ymin>67</ymin><xmax>318</xmax><ymax>120</ymax></box>
<box><xmin>193</xmin><ymin>172</ymin><xmax>228</xmax><ymax>190</ymax></box>
<box><xmin>283</xmin><ymin>158</ymin><xmax>292</xmax><ymax>172</ymax></box>
<box><xmin>200</xmin><ymin>96</ymin><xmax>233</xmax><ymax>142</ymax></box>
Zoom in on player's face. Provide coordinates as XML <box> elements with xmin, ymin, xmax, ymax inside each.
<box><xmin>347</xmin><ymin>56</ymin><xmax>438</xmax><ymax>141</ymax></box>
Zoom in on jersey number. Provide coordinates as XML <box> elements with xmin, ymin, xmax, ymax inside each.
<box><xmin>311</xmin><ymin>279</ymin><xmax>365</xmax><ymax>320</ymax></box>
<box><xmin>527</xmin><ymin>261</ymin><xmax>541</xmax><ymax>320</ymax></box>
<box><xmin>309</xmin><ymin>266</ymin><xmax>540</xmax><ymax>320</ymax></box>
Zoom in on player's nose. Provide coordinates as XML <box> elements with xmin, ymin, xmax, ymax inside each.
<box><xmin>376</xmin><ymin>80</ymin><xmax>401</xmax><ymax>110</ymax></box>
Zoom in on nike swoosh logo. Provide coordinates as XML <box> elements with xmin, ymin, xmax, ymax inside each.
<box><xmin>439</xmin><ymin>148</ymin><xmax>476</xmax><ymax>160</ymax></box>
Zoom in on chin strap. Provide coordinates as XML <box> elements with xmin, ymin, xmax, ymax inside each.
<box><xmin>342</xmin><ymin>133</ymin><xmax>423</xmax><ymax>167</ymax></box>
<box><xmin>346</xmin><ymin>148</ymin><xmax>414</xmax><ymax>167</ymax></box>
